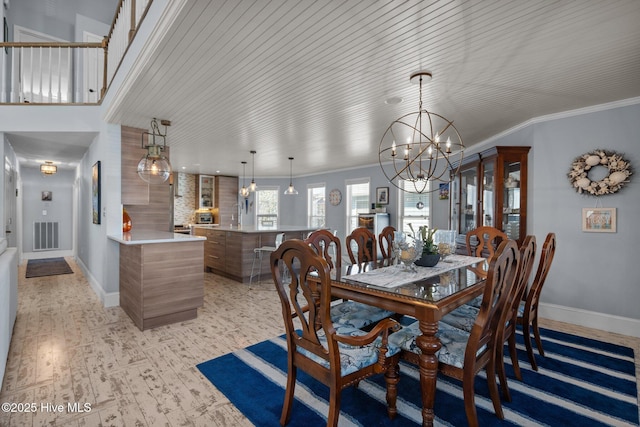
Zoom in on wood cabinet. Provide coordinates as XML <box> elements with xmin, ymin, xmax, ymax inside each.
<box><xmin>194</xmin><ymin>227</ymin><xmax>316</xmax><ymax>283</ymax></box>
<box><xmin>119</xmin><ymin>240</ymin><xmax>204</xmax><ymax>330</ymax></box>
<box><xmin>450</xmin><ymin>146</ymin><xmax>530</xmax><ymax>251</ymax></box>
<box><xmin>203</xmin><ymin>229</ymin><xmax>226</xmax><ymax>271</ymax></box>
<box><xmin>216</xmin><ymin>175</ymin><xmax>239</xmax><ymax>227</ymax></box>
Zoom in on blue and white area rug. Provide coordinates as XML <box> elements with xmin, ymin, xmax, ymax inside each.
<box><xmin>197</xmin><ymin>328</ymin><xmax>638</xmax><ymax>426</ymax></box>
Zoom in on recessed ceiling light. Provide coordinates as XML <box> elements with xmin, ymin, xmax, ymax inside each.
<box><xmin>384</xmin><ymin>96</ymin><xmax>403</xmax><ymax>105</ymax></box>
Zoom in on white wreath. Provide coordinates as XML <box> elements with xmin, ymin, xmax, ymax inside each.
<box><xmin>568</xmin><ymin>149</ymin><xmax>632</xmax><ymax>196</ymax></box>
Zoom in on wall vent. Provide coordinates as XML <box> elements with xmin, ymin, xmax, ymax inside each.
<box><xmin>33</xmin><ymin>222</ymin><xmax>59</xmax><ymax>251</ymax></box>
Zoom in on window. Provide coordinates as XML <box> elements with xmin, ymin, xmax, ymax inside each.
<box><xmin>399</xmin><ymin>180</ymin><xmax>430</xmax><ymax>233</ymax></box>
<box><xmin>255</xmin><ymin>187</ymin><xmax>279</xmax><ymax>229</ymax></box>
<box><xmin>307</xmin><ymin>183</ymin><xmax>326</xmax><ymax>228</ymax></box>
<box><xmin>346</xmin><ymin>179</ymin><xmax>370</xmax><ymax>234</ymax></box>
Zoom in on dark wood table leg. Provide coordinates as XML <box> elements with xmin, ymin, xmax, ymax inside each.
<box><xmin>416</xmin><ymin>317</ymin><xmax>441</xmax><ymax>427</ymax></box>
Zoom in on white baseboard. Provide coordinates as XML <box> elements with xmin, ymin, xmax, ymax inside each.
<box><xmin>539</xmin><ymin>302</ymin><xmax>640</xmax><ymax>338</ymax></box>
<box><xmin>23</xmin><ymin>250</ymin><xmax>73</xmax><ymax>260</ymax></box>
<box><xmin>74</xmin><ymin>257</ymin><xmax>120</xmax><ymax>308</ymax></box>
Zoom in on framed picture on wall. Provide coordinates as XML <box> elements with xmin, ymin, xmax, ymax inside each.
<box><xmin>582</xmin><ymin>207</ymin><xmax>616</xmax><ymax>233</ymax></box>
<box><xmin>376</xmin><ymin>187</ymin><xmax>389</xmax><ymax>205</ymax></box>
<box><xmin>92</xmin><ymin>161</ymin><xmax>101</xmax><ymax>224</ymax></box>
<box><xmin>439</xmin><ymin>183</ymin><xmax>450</xmax><ymax>200</ymax></box>
<box><xmin>41</xmin><ymin>191</ymin><xmax>52</xmax><ymax>201</ymax></box>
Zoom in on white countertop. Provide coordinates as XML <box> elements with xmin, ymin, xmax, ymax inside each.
<box><xmin>192</xmin><ymin>224</ymin><xmax>317</xmax><ymax>234</ymax></box>
<box><xmin>108</xmin><ymin>230</ymin><xmax>206</xmax><ymax>245</ymax></box>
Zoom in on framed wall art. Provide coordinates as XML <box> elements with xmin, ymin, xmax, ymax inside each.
<box><xmin>439</xmin><ymin>183</ymin><xmax>450</xmax><ymax>200</ymax></box>
<box><xmin>41</xmin><ymin>191</ymin><xmax>52</xmax><ymax>201</ymax></box>
<box><xmin>582</xmin><ymin>207</ymin><xmax>616</xmax><ymax>233</ymax></box>
<box><xmin>92</xmin><ymin>161</ymin><xmax>101</xmax><ymax>224</ymax></box>
<box><xmin>376</xmin><ymin>187</ymin><xmax>389</xmax><ymax>205</ymax></box>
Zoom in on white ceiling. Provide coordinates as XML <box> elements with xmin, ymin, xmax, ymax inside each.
<box><xmin>9</xmin><ymin>132</ymin><xmax>98</xmax><ymax>170</ymax></box>
<box><xmin>13</xmin><ymin>1</ymin><xmax>640</xmax><ymax>177</ymax></box>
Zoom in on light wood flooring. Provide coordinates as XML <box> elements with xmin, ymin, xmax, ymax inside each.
<box><xmin>1</xmin><ymin>257</ymin><xmax>638</xmax><ymax>426</ymax></box>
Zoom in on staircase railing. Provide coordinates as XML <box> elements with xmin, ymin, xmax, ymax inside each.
<box><xmin>0</xmin><ymin>0</ymin><xmax>152</xmax><ymax>104</ymax></box>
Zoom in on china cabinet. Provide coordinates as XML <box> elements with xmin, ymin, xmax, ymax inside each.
<box><xmin>450</xmin><ymin>146</ymin><xmax>530</xmax><ymax>252</ymax></box>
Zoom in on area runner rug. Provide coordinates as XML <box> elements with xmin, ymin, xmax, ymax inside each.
<box><xmin>197</xmin><ymin>327</ymin><xmax>638</xmax><ymax>426</ymax></box>
<box><xmin>25</xmin><ymin>257</ymin><xmax>74</xmax><ymax>278</ymax></box>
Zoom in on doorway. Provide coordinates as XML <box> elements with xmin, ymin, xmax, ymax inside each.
<box><xmin>4</xmin><ymin>156</ymin><xmax>17</xmax><ymax>248</ymax></box>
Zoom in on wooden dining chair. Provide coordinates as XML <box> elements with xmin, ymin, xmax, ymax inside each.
<box><xmin>346</xmin><ymin>227</ymin><xmax>377</xmax><ymax>265</ymax></box>
<box><xmin>466</xmin><ymin>226</ymin><xmax>508</xmax><ymax>259</ymax></box>
<box><xmin>495</xmin><ymin>235</ymin><xmax>536</xmax><ymax>401</ymax></box>
<box><xmin>440</xmin><ymin>236</ymin><xmax>536</xmax><ymax>400</ymax></box>
<box><xmin>270</xmin><ymin>239</ymin><xmax>401</xmax><ymax>427</ymax></box>
<box><xmin>389</xmin><ymin>239</ymin><xmax>520</xmax><ymax>427</ymax></box>
<box><xmin>378</xmin><ymin>225</ymin><xmax>396</xmax><ymax>263</ymax></box>
<box><xmin>517</xmin><ymin>232</ymin><xmax>556</xmax><ymax>371</ymax></box>
<box><xmin>305</xmin><ymin>230</ymin><xmax>394</xmax><ymax>330</ymax></box>
<box><xmin>465</xmin><ymin>226</ymin><xmax>508</xmax><ymax>308</ymax></box>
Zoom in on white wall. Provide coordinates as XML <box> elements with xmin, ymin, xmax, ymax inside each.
<box><xmin>76</xmin><ymin>121</ymin><xmax>121</xmax><ymax>305</ymax></box>
<box><xmin>20</xmin><ymin>166</ymin><xmax>74</xmax><ymax>253</ymax></box>
<box><xmin>7</xmin><ymin>0</ymin><xmax>117</xmax><ymax>42</ymax></box>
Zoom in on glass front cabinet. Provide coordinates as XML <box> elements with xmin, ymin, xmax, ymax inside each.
<box><xmin>450</xmin><ymin>146</ymin><xmax>530</xmax><ymax>252</ymax></box>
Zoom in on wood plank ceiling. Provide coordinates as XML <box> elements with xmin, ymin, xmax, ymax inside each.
<box><xmin>105</xmin><ymin>0</ymin><xmax>640</xmax><ymax>177</ymax></box>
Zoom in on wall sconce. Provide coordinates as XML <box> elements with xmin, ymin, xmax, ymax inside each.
<box><xmin>40</xmin><ymin>161</ymin><xmax>57</xmax><ymax>175</ymax></box>
<box><xmin>138</xmin><ymin>118</ymin><xmax>172</xmax><ymax>184</ymax></box>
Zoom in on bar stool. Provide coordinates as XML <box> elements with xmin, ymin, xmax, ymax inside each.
<box><xmin>250</xmin><ymin>232</ymin><xmax>285</xmax><ymax>284</ymax></box>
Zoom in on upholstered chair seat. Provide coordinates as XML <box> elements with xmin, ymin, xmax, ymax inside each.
<box><xmin>439</xmin><ymin>304</ymin><xmax>479</xmax><ymax>333</ymax></box>
<box><xmin>298</xmin><ymin>324</ymin><xmax>400</xmax><ymax>376</ymax></box>
<box><xmin>330</xmin><ymin>300</ymin><xmax>395</xmax><ymax>330</ymax></box>
<box><xmin>389</xmin><ymin>321</ymin><xmax>487</xmax><ymax>369</ymax></box>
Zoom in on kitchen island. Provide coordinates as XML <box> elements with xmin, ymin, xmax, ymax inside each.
<box><xmin>108</xmin><ymin>231</ymin><xmax>205</xmax><ymax>330</ymax></box>
<box><xmin>193</xmin><ymin>225</ymin><xmax>317</xmax><ymax>283</ymax></box>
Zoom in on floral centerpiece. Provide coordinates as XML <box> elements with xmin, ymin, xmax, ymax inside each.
<box><xmin>408</xmin><ymin>224</ymin><xmax>441</xmax><ymax>267</ymax></box>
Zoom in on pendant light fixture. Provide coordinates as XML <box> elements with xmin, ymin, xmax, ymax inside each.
<box><xmin>284</xmin><ymin>157</ymin><xmax>298</xmax><ymax>195</ymax></box>
<box><xmin>249</xmin><ymin>150</ymin><xmax>257</xmax><ymax>192</ymax></box>
<box><xmin>378</xmin><ymin>71</ymin><xmax>465</xmax><ymax>194</ymax></box>
<box><xmin>239</xmin><ymin>161</ymin><xmax>250</xmax><ymax>198</ymax></box>
<box><xmin>138</xmin><ymin>118</ymin><xmax>172</xmax><ymax>184</ymax></box>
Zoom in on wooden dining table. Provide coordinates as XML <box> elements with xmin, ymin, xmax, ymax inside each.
<box><xmin>330</xmin><ymin>257</ymin><xmax>487</xmax><ymax>427</ymax></box>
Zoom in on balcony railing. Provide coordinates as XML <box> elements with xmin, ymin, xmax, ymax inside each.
<box><xmin>0</xmin><ymin>0</ymin><xmax>152</xmax><ymax>104</ymax></box>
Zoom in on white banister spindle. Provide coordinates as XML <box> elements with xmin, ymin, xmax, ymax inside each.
<box><xmin>94</xmin><ymin>48</ymin><xmax>100</xmax><ymax>102</ymax></box>
<box><xmin>13</xmin><ymin>49</ymin><xmax>20</xmax><ymax>102</ymax></box>
<box><xmin>65</xmin><ymin>48</ymin><xmax>71</xmax><ymax>103</ymax></box>
<box><xmin>1</xmin><ymin>47</ymin><xmax>6</xmax><ymax>103</ymax></box>
<box><xmin>57</xmin><ymin>47</ymin><xmax>62</xmax><ymax>102</ymax></box>
<box><xmin>29</xmin><ymin>48</ymin><xmax>34</xmax><ymax>102</ymax></box>
<box><xmin>38</xmin><ymin>47</ymin><xmax>43</xmax><ymax>102</ymax></box>
<box><xmin>48</xmin><ymin>47</ymin><xmax>53</xmax><ymax>102</ymax></box>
